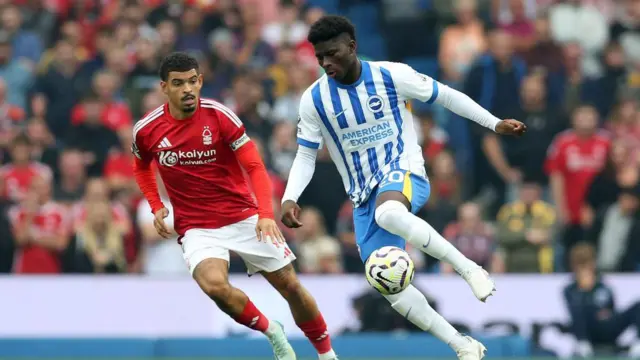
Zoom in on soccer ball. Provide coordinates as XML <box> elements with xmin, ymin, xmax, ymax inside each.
<box><xmin>365</xmin><ymin>246</ymin><xmax>415</xmax><ymax>295</ymax></box>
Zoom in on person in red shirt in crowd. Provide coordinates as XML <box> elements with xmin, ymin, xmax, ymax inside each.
<box><xmin>546</xmin><ymin>104</ymin><xmax>610</xmax><ymax>266</ymax></box>
<box><xmin>0</xmin><ymin>133</ymin><xmax>52</xmax><ymax>203</ymax></box>
<box><xmin>71</xmin><ymin>70</ymin><xmax>133</xmax><ymax>131</ymax></box>
<box><xmin>8</xmin><ymin>175</ymin><xmax>70</xmax><ymax>273</ymax></box>
<box><xmin>132</xmin><ymin>52</ymin><xmax>337</xmax><ymax>360</ymax></box>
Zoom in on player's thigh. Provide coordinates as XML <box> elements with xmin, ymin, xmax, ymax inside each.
<box><xmin>223</xmin><ymin>215</ymin><xmax>297</xmax><ymax>276</ymax></box>
<box><xmin>375</xmin><ymin>169</ymin><xmax>431</xmax><ymax>214</ymax></box>
<box><xmin>181</xmin><ymin>229</ymin><xmax>231</xmax><ymax>292</ymax></box>
<box><xmin>353</xmin><ymin>193</ymin><xmax>406</xmax><ymax>263</ymax></box>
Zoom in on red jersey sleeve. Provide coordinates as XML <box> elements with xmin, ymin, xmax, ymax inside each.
<box><xmin>132</xmin><ymin>122</ymin><xmax>163</xmax><ymax>213</ymax></box>
<box><xmin>545</xmin><ymin>134</ymin><xmax>566</xmax><ymax>175</ymax></box>
<box><xmin>212</xmin><ymin>102</ymin><xmax>251</xmax><ymax>152</ymax></box>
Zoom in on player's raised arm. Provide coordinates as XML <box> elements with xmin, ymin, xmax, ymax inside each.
<box><xmin>131</xmin><ymin>125</ymin><xmax>171</xmax><ymax>238</ymax></box>
<box><xmin>392</xmin><ymin>63</ymin><xmax>526</xmax><ymax>136</ymax></box>
<box><xmin>281</xmin><ymin>91</ymin><xmax>322</xmax><ymax>228</ymax></box>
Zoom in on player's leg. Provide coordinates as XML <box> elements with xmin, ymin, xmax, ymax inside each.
<box><xmin>182</xmin><ymin>228</ymin><xmax>296</xmax><ymax>360</ymax></box>
<box><xmin>373</xmin><ymin>170</ymin><xmax>495</xmax><ymax>301</ymax></box>
<box><xmin>262</xmin><ymin>264</ymin><xmax>338</xmax><ymax>360</ymax></box>
<box><xmin>355</xmin><ymin>198</ymin><xmax>486</xmax><ymax>360</ymax></box>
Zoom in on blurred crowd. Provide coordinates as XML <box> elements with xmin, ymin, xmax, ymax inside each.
<box><xmin>0</xmin><ymin>0</ymin><xmax>639</xmax><ymax>276</ymax></box>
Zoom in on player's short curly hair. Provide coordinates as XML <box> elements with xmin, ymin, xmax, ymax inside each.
<box><xmin>307</xmin><ymin>15</ymin><xmax>356</xmax><ymax>45</ymax></box>
<box><xmin>159</xmin><ymin>52</ymin><xmax>200</xmax><ymax>81</ymax></box>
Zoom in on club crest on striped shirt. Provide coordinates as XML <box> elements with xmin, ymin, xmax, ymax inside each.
<box><xmin>366</xmin><ymin>95</ymin><xmax>385</xmax><ymax>113</ymax></box>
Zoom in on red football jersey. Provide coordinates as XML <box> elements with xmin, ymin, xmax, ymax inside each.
<box><xmin>9</xmin><ymin>202</ymin><xmax>70</xmax><ymax>273</ymax></box>
<box><xmin>545</xmin><ymin>130</ymin><xmax>611</xmax><ymax>224</ymax></box>
<box><xmin>132</xmin><ymin>98</ymin><xmax>257</xmax><ymax>235</ymax></box>
<box><xmin>0</xmin><ymin>163</ymin><xmax>53</xmax><ymax>203</ymax></box>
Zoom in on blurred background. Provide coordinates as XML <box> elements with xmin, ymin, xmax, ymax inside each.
<box><xmin>1</xmin><ymin>0</ymin><xmax>640</xmax><ymax>359</ymax></box>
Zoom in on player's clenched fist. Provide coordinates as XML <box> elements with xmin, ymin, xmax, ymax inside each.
<box><xmin>154</xmin><ymin>207</ymin><xmax>173</xmax><ymax>239</ymax></box>
<box><xmin>281</xmin><ymin>200</ymin><xmax>303</xmax><ymax>229</ymax></box>
<box><xmin>256</xmin><ymin>218</ymin><xmax>286</xmax><ymax>244</ymax></box>
<box><xmin>496</xmin><ymin>119</ymin><xmax>527</xmax><ymax>136</ymax></box>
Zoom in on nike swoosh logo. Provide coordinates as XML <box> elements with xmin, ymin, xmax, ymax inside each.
<box><xmin>333</xmin><ymin>109</ymin><xmax>347</xmax><ymax>118</ymax></box>
<box><xmin>422</xmin><ymin>233</ymin><xmax>432</xmax><ymax>249</ymax></box>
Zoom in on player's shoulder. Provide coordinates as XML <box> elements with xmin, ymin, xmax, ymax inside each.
<box><xmin>300</xmin><ymin>77</ymin><xmax>326</xmax><ymax>106</ymax></box>
<box><xmin>133</xmin><ymin>104</ymin><xmax>167</xmax><ymax>140</ymax></box>
<box><xmin>199</xmin><ymin>98</ymin><xmax>244</xmax><ymax>128</ymax></box>
<box><xmin>368</xmin><ymin>60</ymin><xmax>414</xmax><ymax>75</ymax></box>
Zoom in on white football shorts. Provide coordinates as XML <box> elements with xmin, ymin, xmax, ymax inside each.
<box><xmin>181</xmin><ymin>215</ymin><xmax>296</xmax><ymax>275</ymax></box>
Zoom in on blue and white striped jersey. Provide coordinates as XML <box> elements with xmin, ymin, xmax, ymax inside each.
<box><xmin>297</xmin><ymin>60</ymin><xmax>438</xmax><ymax>207</ymax></box>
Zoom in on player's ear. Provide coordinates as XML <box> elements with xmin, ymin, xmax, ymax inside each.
<box><xmin>349</xmin><ymin>40</ymin><xmax>357</xmax><ymax>55</ymax></box>
<box><xmin>160</xmin><ymin>81</ymin><xmax>168</xmax><ymax>95</ymax></box>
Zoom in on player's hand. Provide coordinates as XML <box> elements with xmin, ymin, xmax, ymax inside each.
<box><xmin>153</xmin><ymin>207</ymin><xmax>172</xmax><ymax>239</ymax></box>
<box><xmin>495</xmin><ymin>119</ymin><xmax>527</xmax><ymax>136</ymax></box>
<box><xmin>255</xmin><ymin>218</ymin><xmax>286</xmax><ymax>244</ymax></box>
<box><xmin>281</xmin><ymin>200</ymin><xmax>303</xmax><ymax>228</ymax></box>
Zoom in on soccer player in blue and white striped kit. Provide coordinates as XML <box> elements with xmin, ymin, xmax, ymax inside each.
<box><xmin>281</xmin><ymin>15</ymin><xmax>527</xmax><ymax>360</ymax></box>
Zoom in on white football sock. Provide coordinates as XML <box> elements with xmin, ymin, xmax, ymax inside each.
<box><xmin>375</xmin><ymin>200</ymin><xmax>477</xmax><ymax>273</ymax></box>
<box><xmin>318</xmin><ymin>349</ymin><xmax>337</xmax><ymax>359</ymax></box>
<box><xmin>384</xmin><ymin>285</ymin><xmax>470</xmax><ymax>351</ymax></box>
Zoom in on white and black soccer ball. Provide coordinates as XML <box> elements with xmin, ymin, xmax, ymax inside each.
<box><xmin>365</xmin><ymin>246</ymin><xmax>415</xmax><ymax>295</ymax></box>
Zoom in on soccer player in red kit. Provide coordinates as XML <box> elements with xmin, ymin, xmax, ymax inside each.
<box><xmin>132</xmin><ymin>53</ymin><xmax>338</xmax><ymax>360</ymax></box>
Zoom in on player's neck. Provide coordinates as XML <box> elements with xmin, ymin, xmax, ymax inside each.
<box><xmin>338</xmin><ymin>59</ymin><xmax>362</xmax><ymax>86</ymax></box>
<box><xmin>168</xmin><ymin>103</ymin><xmax>196</xmax><ymax>120</ymax></box>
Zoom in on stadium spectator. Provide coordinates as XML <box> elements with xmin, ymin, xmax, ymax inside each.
<box><xmin>0</xmin><ymin>133</ymin><xmax>52</xmax><ymax>203</ymax></box>
<box><xmin>486</xmin><ymin>73</ymin><xmax>567</xmax><ymax>191</ymax></box>
<box><xmin>270</xmin><ymin>65</ymin><xmax>311</xmax><ymax>124</ymax></box>
<box><xmin>25</xmin><ymin>117</ymin><xmax>59</xmax><ymax>173</ymax></box>
<box><xmin>496</xmin><ymin>0</ymin><xmax>536</xmax><ymax>54</ymax></box>
<box><xmin>19</xmin><ymin>0</ymin><xmax>57</xmax><ymax>49</ymax></box>
<box><xmin>582</xmin><ymin>142</ymin><xmax>638</xmax><ymax>228</ymax></box>
<box><xmin>125</xmin><ymin>32</ymin><xmax>162</xmax><ymax>118</ymax></box>
<box><xmin>416</xmin><ymin>110</ymin><xmax>449</xmax><ymax>169</ymax></box>
<box><xmin>546</xmin><ymin>105</ymin><xmax>610</xmax><ymax>266</ymax></box>
<box><xmin>0</xmin><ymin>31</ymin><xmax>33</xmax><ymax>112</ymax></box>
<box><xmin>522</xmin><ymin>14</ymin><xmax>564</xmax><ymax>77</ymax></box>
<box><xmin>72</xmin><ymin>178</ymin><xmax>131</xmax><ymax>236</ymax></box>
<box><xmin>438</xmin><ymin>0</ymin><xmax>487</xmax><ymax>85</ymax></box>
<box><xmin>1</xmin><ymin>4</ymin><xmax>43</xmax><ymax>67</ymax></box>
<box><xmin>66</xmin><ymin>94</ymin><xmax>120</xmax><ymax>177</ymax></box>
<box><xmin>441</xmin><ymin>202</ymin><xmax>500</xmax><ymax>274</ymax></box>
<box><xmin>9</xmin><ymin>175</ymin><xmax>69</xmax><ymax>273</ymax></box>
<box><xmin>269</xmin><ymin>122</ymin><xmax>297</xmax><ymax>179</ymax></box>
<box><xmin>590</xmin><ymin>43</ymin><xmax>629</xmax><ymax>118</ymax></box>
<box><xmin>295</xmin><ymin>207</ymin><xmax>343</xmax><ymax>274</ymax></box>
<box><xmin>262</xmin><ymin>1</ymin><xmax>308</xmax><ymax>48</ymax></box>
<box><xmin>64</xmin><ymin>199</ymin><xmax>127</xmax><ymax>273</ymax></box>
<box><xmin>176</xmin><ymin>6</ymin><xmax>208</xmax><ymax>56</ymax></box>
<box><xmin>564</xmin><ymin>243</ymin><xmax>640</xmax><ymax>357</ymax></box>
<box><xmin>496</xmin><ymin>181</ymin><xmax>556</xmax><ymax>273</ymax></box>
<box><xmin>549</xmin><ymin>0</ymin><xmax>609</xmax><ymax>77</ymax></box>
<box><xmin>587</xmin><ymin>179</ymin><xmax>640</xmax><ymax>273</ymax></box>
<box><xmin>52</xmin><ymin>148</ymin><xmax>87</xmax><ymax>205</ymax></box>
<box><xmin>32</xmin><ymin>38</ymin><xmax>82</xmax><ymax>138</ymax></box>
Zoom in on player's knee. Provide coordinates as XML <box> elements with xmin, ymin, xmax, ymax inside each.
<box><xmin>279</xmin><ymin>278</ymin><xmax>304</xmax><ymax>300</ymax></box>
<box><xmin>374</xmin><ymin>200</ymin><xmax>407</xmax><ymax>228</ymax></box>
<box><xmin>198</xmin><ymin>275</ymin><xmax>232</xmax><ymax>302</ymax></box>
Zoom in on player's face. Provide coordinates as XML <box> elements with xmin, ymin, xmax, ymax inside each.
<box><xmin>313</xmin><ymin>36</ymin><xmax>357</xmax><ymax>82</ymax></box>
<box><xmin>161</xmin><ymin>69</ymin><xmax>203</xmax><ymax>115</ymax></box>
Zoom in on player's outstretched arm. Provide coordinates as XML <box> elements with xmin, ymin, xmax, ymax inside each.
<box><xmin>281</xmin><ymin>146</ymin><xmax>318</xmax><ymax>228</ymax></box>
<box><xmin>433</xmin><ymin>85</ymin><xmax>526</xmax><ymax>136</ymax></box>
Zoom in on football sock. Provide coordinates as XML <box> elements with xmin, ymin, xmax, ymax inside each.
<box><xmin>384</xmin><ymin>285</ymin><xmax>470</xmax><ymax>351</ymax></box>
<box><xmin>297</xmin><ymin>314</ymin><xmax>335</xmax><ymax>356</ymax></box>
<box><xmin>234</xmin><ymin>299</ymin><xmax>270</xmax><ymax>333</ymax></box>
<box><xmin>375</xmin><ymin>200</ymin><xmax>477</xmax><ymax>272</ymax></box>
